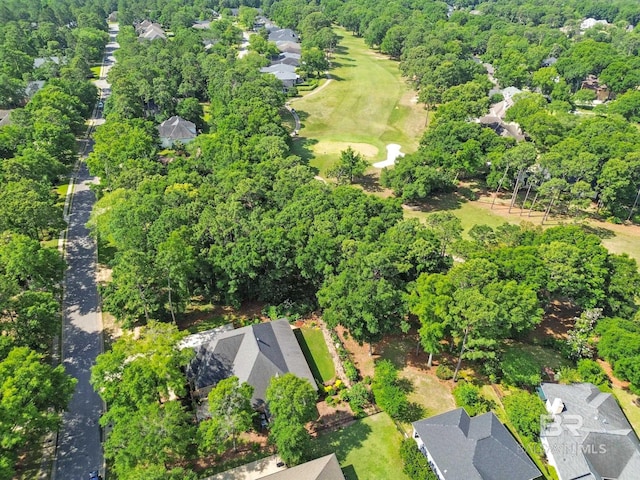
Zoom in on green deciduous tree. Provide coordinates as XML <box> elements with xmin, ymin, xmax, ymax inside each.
<box><xmin>504</xmin><ymin>391</ymin><xmax>546</xmax><ymax>441</ymax></box>
<box><xmin>198</xmin><ymin>377</ymin><xmax>254</xmax><ymax>454</ymax></box>
<box><xmin>327</xmin><ymin>146</ymin><xmax>368</xmax><ymax>184</ymax></box>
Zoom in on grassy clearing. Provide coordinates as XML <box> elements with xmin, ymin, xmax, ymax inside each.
<box><xmin>295</xmin><ymin>327</ymin><xmax>335</xmax><ymax>384</ymax></box>
<box><xmin>56</xmin><ymin>182</ymin><xmax>70</xmax><ymax>197</ymax></box>
<box><xmin>503</xmin><ymin>343</ymin><xmax>572</xmax><ymax>372</ymax></box>
<box><xmin>401</xmin><ymin>369</ymin><xmax>455</xmax><ymax>420</ymax></box>
<box><xmin>311</xmin><ymin>412</ymin><xmax>409</xmax><ymax>480</ymax></box>
<box><xmin>90</xmin><ymin>65</ymin><xmax>101</xmax><ymax>78</ymax></box>
<box><xmin>291</xmin><ymin>28</ymin><xmax>424</xmax><ymax>175</ymax></box>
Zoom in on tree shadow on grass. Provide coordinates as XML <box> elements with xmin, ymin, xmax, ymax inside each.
<box><xmin>580</xmin><ymin>223</ymin><xmax>616</xmax><ymax>239</ymax></box>
<box><xmin>294</xmin><ymin>328</ymin><xmax>327</xmax><ymax>386</ymax></box>
<box><xmin>311</xmin><ymin>418</ymin><xmax>372</xmax><ymax>465</ymax></box>
<box><xmin>356</xmin><ymin>172</ymin><xmax>384</xmax><ymax>192</ymax></box>
<box><xmin>405</xmin><ymin>190</ymin><xmax>468</xmax><ymax>213</ymax></box>
<box><xmin>289</xmin><ymin>135</ymin><xmax>317</xmax><ymax>167</ymax></box>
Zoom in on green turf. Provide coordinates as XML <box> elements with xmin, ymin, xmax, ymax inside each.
<box><xmin>612</xmin><ymin>386</ymin><xmax>640</xmax><ymax>434</ymax></box>
<box><xmin>311</xmin><ymin>412</ymin><xmax>410</xmax><ymax>480</ymax></box>
<box><xmin>56</xmin><ymin>182</ymin><xmax>70</xmax><ymax>198</ymax></box>
<box><xmin>295</xmin><ymin>327</ymin><xmax>335</xmax><ymax>383</ymax></box>
<box><xmin>90</xmin><ymin>65</ymin><xmax>101</xmax><ymax>78</ymax></box>
<box><xmin>291</xmin><ymin>28</ymin><xmax>425</xmax><ymax>175</ymax></box>
<box><xmin>403</xmin><ymin>194</ymin><xmax>517</xmax><ymax>238</ymax></box>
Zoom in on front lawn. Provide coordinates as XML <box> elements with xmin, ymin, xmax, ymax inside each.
<box><xmin>310</xmin><ymin>412</ymin><xmax>409</xmax><ymax>480</ymax></box>
<box><xmin>295</xmin><ymin>327</ymin><xmax>335</xmax><ymax>384</ymax></box>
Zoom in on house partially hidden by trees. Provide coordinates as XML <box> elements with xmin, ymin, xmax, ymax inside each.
<box><xmin>136</xmin><ymin>20</ymin><xmax>166</xmax><ymax>41</ymax></box>
<box><xmin>157</xmin><ymin>115</ymin><xmax>197</xmax><ymax>148</ymax></box>
<box><xmin>580</xmin><ymin>75</ymin><xmax>611</xmax><ymax>102</ymax></box>
<box><xmin>181</xmin><ymin>319</ymin><xmax>317</xmax><ymax>419</ymax></box>
<box><xmin>412</xmin><ymin>408</ymin><xmax>541</xmax><ymax>480</ymax></box>
<box><xmin>540</xmin><ymin>383</ymin><xmax>640</xmax><ymax>480</ymax></box>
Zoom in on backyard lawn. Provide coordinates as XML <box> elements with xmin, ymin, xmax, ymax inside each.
<box><xmin>310</xmin><ymin>412</ymin><xmax>409</xmax><ymax>480</ymax></box>
<box><xmin>295</xmin><ymin>327</ymin><xmax>335</xmax><ymax>384</ymax></box>
<box><xmin>291</xmin><ymin>28</ymin><xmax>424</xmax><ymax>175</ymax></box>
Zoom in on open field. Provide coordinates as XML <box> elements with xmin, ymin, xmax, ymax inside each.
<box><xmin>291</xmin><ymin>28</ymin><xmax>425</xmax><ymax>175</ymax></box>
<box><xmin>311</xmin><ymin>412</ymin><xmax>409</xmax><ymax>480</ymax></box>
<box><xmin>613</xmin><ymin>386</ymin><xmax>640</xmax><ymax>434</ymax></box>
<box><xmin>295</xmin><ymin>327</ymin><xmax>336</xmax><ymax>384</ymax></box>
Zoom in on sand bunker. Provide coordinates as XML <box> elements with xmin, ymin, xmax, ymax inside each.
<box><xmin>373</xmin><ymin>144</ymin><xmax>404</xmax><ymax>168</ymax></box>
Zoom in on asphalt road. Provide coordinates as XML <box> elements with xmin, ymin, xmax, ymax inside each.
<box><xmin>54</xmin><ymin>23</ymin><xmax>118</xmax><ymax>480</ymax></box>
<box><xmin>55</xmin><ymin>162</ymin><xmax>103</xmax><ymax>479</ymax></box>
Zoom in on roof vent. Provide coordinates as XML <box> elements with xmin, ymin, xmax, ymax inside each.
<box><xmin>550</xmin><ymin>398</ymin><xmax>564</xmax><ymax>414</ymax></box>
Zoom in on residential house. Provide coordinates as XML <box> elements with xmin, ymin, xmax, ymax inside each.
<box><xmin>182</xmin><ymin>319</ymin><xmax>317</xmax><ymax>419</ymax></box>
<box><xmin>580</xmin><ymin>75</ymin><xmax>611</xmax><ymax>102</ymax></box>
<box><xmin>192</xmin><ymin>20</ymin><xmax>212</xmax><ymax>30</ymax></box>
<box><xmin>271</xmin><ymin>52</ymin><xmax>301</xmax><ymax>67</ymax></box>
<box><xmin>260</xmin><ymin>63</ymin><xmax>300</xmax><ymax>89</ymax></box>
<box><xmin>33</xmin><ymin>56</ymin><xmax>61</xmax><ymax>69</ymax></box>
<box><xmin>208</xmin><ymin>453</ymin><xmax>345</xmax><ymax>480</ymax></box>
<box><xmin>412</xmin><ymin>408</ymin><xmax>541</xmax><ymax>480</ymax></box>
<box><xmin>0</xmin><ymin>110</ymin><xmax>12</xmax><ymax>127</ymax></box>
<box><xmin>580</xmin><ymin>18</ymin><xmax>610</xmax><ymax>32</ymax></box>
<box><xmin>274</xmin><ymin>41</ymin><xmax>301</xmax><ymax>55</ymax></box>
<box><xmin>539</xmin><ymin>382</ymin><xmax>640</xmax><ymax>480</ymax></box>
<box><xmin>502</xmin><ymin>86</ymin><xmax>523</xmax><ymax>108</ymax></box>
<box><xmin>157</xmin><ymin>115</ymin><xmax>197</xmax><ymax>148</ymax></box>
<box><xmin>268</xmin><ymin>28</ymin><xmax>298</xmax><ymax>44</ymax></box>
<box><xmin>137</xmin><ymin>21</ymin><xmax>166</xmax><ymax>41</ymax></box>
<box><xmin>541</xmin><ymin>57</ymin><xmax>557</xmax><ymax>67</ymax></box>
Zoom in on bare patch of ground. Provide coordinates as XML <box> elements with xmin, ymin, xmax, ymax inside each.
<box><xmin>312</xmin><ymin>140</ymin><xmax>379</xmax><ymax>161</ymax></box>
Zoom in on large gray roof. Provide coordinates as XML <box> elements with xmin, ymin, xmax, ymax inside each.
<box><xmin>157</xmin><ymin>115</ymin><xmax>197</xmax><ymax>141</ymax></box>
<box><xmin>413</xmin><ymin>408</ymin><xmax>541</xmax><ymax>480</ymax></box>
<box><xmin>261</xmin><ymin>454</ymin><xmax>344</xmax><ymax>480</ymax></box>
<box><xmin>540</xmin><ymin>383</ymin><xmax>640</xmax><ymax>480</ymax></box>
<box><xmin>184</xmin><ymin>319</ymin><xmax>317</xmax><ymax>409</ymax></box>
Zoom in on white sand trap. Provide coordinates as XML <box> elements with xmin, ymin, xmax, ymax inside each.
<box><xmin>373</xmin><ymin>144</ymin><xmax>404</xmax><ymax>168</ymax></box>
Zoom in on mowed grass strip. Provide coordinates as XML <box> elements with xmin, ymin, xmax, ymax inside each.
<box><xmin>292</xmin><ymin>28</ymin><xmax>425</xmax><ymax>175</ymax></box>
<box><xmin>295</xmin><ymin>327</ymin><xmax>335</xmax><ymax>383</ymax></box>
<box><xmin>311</xmin><ymin>412</ymin><xmax>410</xmax><ymax>480</ymax></box>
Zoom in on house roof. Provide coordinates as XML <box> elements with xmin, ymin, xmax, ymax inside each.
<box><xmin>140</xmin><ymin>24</ymin><xmax>166</xmax><ymax>40</ymax></box>
<box><xmin>183</xmin><ymin>319</ymin><xmax>317</xmax><ymax>408</ymax></box>
<box><xmin>540</xmin><ymin>383</ymin><xmax>640</xmax><ymax>480</ymax></box>
<box><xmin>261</xmin><ymin>454</ymin><xmax>344</xmax><ymax>480</ymax></box>
<box><xmin>192</xmin><ymin>20</ymin><xmax>212</xmax><ymax>29</ymax></box>
<box><xmin>275</xmin><ymin>41</ymin><xmax>301</xmax><ymax>54</ymax></box>
<box><xmin>261</xmin><ymin>63</ymin><xmax>297</xmax><ymax>74</ymax></box>
<box><xmin>157</xmin><ymin>115</ymin><xmax>197</xmax><ymax>141</ymax></box>
<box><xmin>33</xmin><ymin>56</ymin><xmax>60</xmax><ymax>69</ymax></box>
<box><xmin>502</xmin><ymin>86</ymin><xmax>523</xmax><ymax>99</ymax></box>
<box><xmin>0</xmin><ymin>110</ymin><xmax>12</xmax><ymax>127</ymax></box>
<box><xmin>268</xmin><ymin>28</ymin><xmax>298</xmax><ymax>43</ymax></box>
<box><xmin>413</xmin><ymin>408</ymin><xmax>541</xmax><ymax>480</ymax></box>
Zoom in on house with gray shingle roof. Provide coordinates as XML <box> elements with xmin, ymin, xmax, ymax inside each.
<box><xmin>261</xmin><ymin>454</ymin><xmax>344</xmax><ymax>480</ymax></box>
<box><xmin>540</xmin><ymin>383</ymin><xmax>640</xmax><ymax>480</ymax></box>
<box><xmin>412</xmin><ymin>408</ymin><xmax>541</xmax><ymax>480</ymax></box>
<box><xmin>157</xmin><ymin>115</ymin><xmax>197</xmax><ymax>148</ymax></box>
<box><xmin>183</xmin><ymin>319</ymin><xmax>317</xmax><ymax>418</ymax></box>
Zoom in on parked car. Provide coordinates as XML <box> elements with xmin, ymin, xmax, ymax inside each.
<box><xmin>89</xmin><ymin>470</ymin><xmax>102</xmax><ymax>480</ymax></box>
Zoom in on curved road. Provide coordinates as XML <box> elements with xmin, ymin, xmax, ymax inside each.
<box><xmin>54</xmin><ymin>23</ymin><xmax>118</xmax><ymax>480</ymax></box>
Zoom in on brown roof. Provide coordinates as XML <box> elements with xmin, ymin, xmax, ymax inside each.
<box><xmin>261</xmin><ymin>454</ymin><xmax>345</xmax><ymax>480</ymax></box>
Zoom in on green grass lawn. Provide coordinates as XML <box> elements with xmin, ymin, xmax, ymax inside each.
<box><xmin>403</xmin><ymin>194</ymin><xmax>517</xmax><ymax>238</ymax></box>
<box><xmin>291</xmin><ymin>28</ymin><xmax>425</xmax><ymax>175</ymax></box>
<box><xmin>90</xmin><ymin>65</ymin><xmax>101</xmax><ymax>78</ymax></box>
<box><xmin>56</xmin><ymin>182</ymin><xmax>70</xmax><ymax>198</ymax></box>
<box><xmin>295</xmin><ymin>327</ymin><xmax>335</xmax><ymax>383</ymax></box>
<box><xmin>612</xmin><ymin>386</ymin><xmax>640</xmax><ymax>434</ymax></box>
<box><xmin>310</xmin><ymin>412</ymin><xmax>409</xmax><ymax>480</ymax></box>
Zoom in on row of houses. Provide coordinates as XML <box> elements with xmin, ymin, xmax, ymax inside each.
<box><xmin>412</xmin><ymin>382</ymin><xmax>640</xmax><ymax>480</ymax></box>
